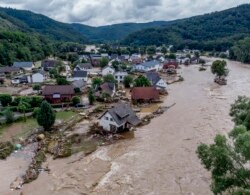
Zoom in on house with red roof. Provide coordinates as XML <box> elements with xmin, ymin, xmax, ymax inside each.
<box><xmin>42</xmin><ymin>85</ymin><xmax>75</xmax><ymax>104</ymax></box>
<box><xmin>131</xmin><ymin>87</ymin><xmax>160</xmax><ymax>103</ymax></box>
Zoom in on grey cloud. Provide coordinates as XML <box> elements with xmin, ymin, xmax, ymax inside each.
<box><xmin>0</xmin><ymin>0</ymin><xmax>249</xmax><ymax>26</ymax></box>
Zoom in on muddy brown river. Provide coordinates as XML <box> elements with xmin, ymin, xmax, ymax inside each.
<box><xmin>2</xmin><ymin>58</ymin><xmax>250</xmax><ymax>195</ymax></box>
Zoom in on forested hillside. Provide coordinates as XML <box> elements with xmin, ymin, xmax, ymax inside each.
<box><xmin>0</xmin><ymin>8</ymin><xmax>88</xmax><ymax>65</ymax></box>
<box><xmin>0</xmin><ymin>8</ymin><xmax>88</xmax><ymax>42</ymax></box>
<box><xmin>122</xmin><ymin>4</ymin><xmax>250</xmax><ymax>51</ymax></box>
<box><xmin>72</xmin><ymin>21</ymin><xmax>168</xmax><ymax>42</ymax></box>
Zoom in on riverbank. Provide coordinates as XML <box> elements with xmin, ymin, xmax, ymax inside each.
<box><xmin>2</xmin><ymin>58</ymin><xmax>250</xmax><ymax>194</ymax></box>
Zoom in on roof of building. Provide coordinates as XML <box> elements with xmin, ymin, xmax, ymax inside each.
<box><xmin>41</xmin><ymin>60</ymin><xmax>57</xmax><ymax>68</ymax></box>
<box><xmin>73</xmin><ymin>71</ymin><xmax>87</xmax><ymax>78</ymax></box>
<box><xmin>42</xmin><ymin>85</ymin><xmax>75</xmax><ymax>96</ymax></box>
<box><xmin>101</xmin><ymin>102</ymin><xmax>141</xmax><ymax>126</ymax></box>
<box><xmin>0</xmin><ymin>66</ymin><xmax>20</xmax><ymax>73</ymax></box>
<box><xmin>98</xmin><ymin>82</ymin><xmax>115</xmax><ymax>96</ymax></box>
<box><xmin>131</xmin><ymin>87</ymin><xmax>159</xmax><ymax>100</ymax></box>
<box><xmin>146</xmin><ymin>72</ymin><xmax>162</xmax><ymax>86</ymax></box>
<box><xmin>102</xmin><ymin>66</ymin><xmax>115</xmax><ymax>71</ymax></box>
<box><xmin>135</xmin><ymin>60</ymin><xmax>159</xmax><ymax>68</ymax></box>
<box><xmin>13</xmin><ymin>62</ymin><xmax>33</xmax><ymax>68</ymax></box>
<box><xmin>75</xmin><ymin>63</ymin><xmax>92</xmax><ymax>70</ymax></box>
<box><xmin>33</xmin><ymin>70</ymin><xmax>46</xmax><ymax>76</ymax></box>
<box><xmin>72</xmin><ymin>80</ymin><xmax>86</xmax><ymax>89</ymax></box>
<box><xmin>114</xmin><ymin>71</ymin><xmax>128</xmax><ymax>76</ymax></box>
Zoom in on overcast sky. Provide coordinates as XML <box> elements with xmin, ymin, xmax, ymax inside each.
<box><xmin>0</xmin><ymin>0</ymin><xmax>249</xmax><ymax>26</ymax></box>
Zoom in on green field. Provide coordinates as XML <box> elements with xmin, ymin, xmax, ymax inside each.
<box><xmin>0</xmin><ymin>111</ymin><xmax>76</xmax><ymax>142</ymax></box>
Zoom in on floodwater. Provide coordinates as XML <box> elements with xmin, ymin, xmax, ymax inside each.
<box><xmin>2</xmin><ymin>58</ymin><xmax>250</xmax><ymax>195</ymax></box>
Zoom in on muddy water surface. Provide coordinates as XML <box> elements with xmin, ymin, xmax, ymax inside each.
<box><xmin>2</xmin><ymin>59</ymin><xmax>250</xmax><ymax>195</ymax></box>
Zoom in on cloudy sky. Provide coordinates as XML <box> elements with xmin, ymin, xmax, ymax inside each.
<box><xmin>0</xmin><ymin>0</ymin><xmax>249</xmax><ymax>26</ymax></box>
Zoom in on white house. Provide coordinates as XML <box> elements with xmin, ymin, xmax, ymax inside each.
<box><xmin>27</xmin><ymin>71</ymin><xmax>46</xmax><ymax>83</ymax></box>
<box><xmin>133</xmin><ymin>60</ymin><xmax>161</xmax><ymax>72</ymax></box>
<box><xmin>114</xmin><ymin>71</ymin><xmax>128</xmax><ymax>83</ymax></box>
<box><xmin>99</xmin><ymin>103</ymin><xmax>141</xmax><ymax>132</ymax></box>
<box><xmin>101</xmin><ymin>66</ymin><xmax>115</xmax><ymax>76</ymax></box>
<box><xmin>146</xmin><ymin>72</ymin><xmax>167</xmax><ymax>90</ymax></box>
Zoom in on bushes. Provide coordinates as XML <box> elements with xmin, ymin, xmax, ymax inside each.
<box><xmin>0</xmin><ymin>94</ymin><xmax>12</xmax><ymax>107</ymax></box>
<box><xmin>4</xmin><ymin>109</ymin><xmax>14</xmax><ymax>124</ymax></box>
<box><xmin>72</xmin><ymin>96</ymin><xmax>80</xmax><ymax>106</ymax></box>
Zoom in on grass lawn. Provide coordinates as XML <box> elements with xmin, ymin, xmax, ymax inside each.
<box><xmin>0</xmin><ymin>111</ymin><xmax>77</xmax><ymax>142</ymax></box>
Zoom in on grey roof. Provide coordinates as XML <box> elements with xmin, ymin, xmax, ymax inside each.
<box><xmin>13</xmin><ymin>62</ymin><xmax>33</xmax><ymax>68</ymax></box>
<box><xmin>97</xmin><ymin>82</ymin><xmax>115</xmax><ymax>96</ymax></box>
<box><xmin>76</xmin><ymin>63</ymin><xmax>92</xmax><ymax>70</ymax></box>
<box><xmin>102</xmin><ymin>103</ymin><xmax>141</xmax><ymax>126</ymax></box>
<box><xmin>136</xmin><ymin>60</ymin><xmax>159</xmax><ymax>68</ymax></box>
<box><xmin>73</xmin><ymin>71</ymin><xmax>87</xmax><ymax>78</ymax></box>
<box><xmin>146</xmin><ymin>72</ymin><xmax>161</xmax><ymax>86</ymax></box>
<box><xmin>72</xmin><ymin>80</ymin><xmax>86</xmax><ymax>89</ymax></box>
<box><xmin>0</xmin><ymin>66</ymin><xmax>20</xmax><ymax>73</ymax></box>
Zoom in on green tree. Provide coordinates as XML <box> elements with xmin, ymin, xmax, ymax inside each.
<box><xmin>18</xmin><ymin>101</ymin><xmax>29</xmax><ymax>121</ymax></box>
<box><xmin>72</xmin><ymin>96</ymin><xmax>80</xmax><ymax>106</ymax></box>
<box><xmin>197</xmin><ymin>96</ymin><xmax>250</xmax><ymax>194</ymax></box>
<box><xmin>161</xmin><ymin>46</ymin><xmax>167</xmax><ymax>54</ymax></box>
<box><xmin>37</xmin><ymin>101</ymin><xmax>56</xmax><ymax>131</ymax></box>
<box><xmin>88</xmin><ymin>89</ymin><xmax>95</xmax><ymax>105</ymax></box>
<box><xmin>100</xmin><ymin>57</ymin><xmax>109</xmax><ymax>68</ymax></box>
<box><xmin>211</xmin><ymin>60</ymin><xmax>228</xmax><ymax>78</ymax></box>
<box><xmin>0</xmin><ymin>94</ymin><xmax>12</xmax><ymax>107</ymax></box>
<box><xmin>147</xmin><ymin>46</ymin><xmax>156</xmax><ymax>55</ymax></box>
<box><xmin>168</xmin><ymin>53</ymin><xmax>176</xmax><ymax>59</ymax></box>
<box><xmin>112</xmin><ymin>61</ymin><xmax>120</xmax><ymax>71</ymax></box>
<box><xmin>33</xmin><ymin>84</ymin><xmax>41</xmax><ymax>91</ymax></box>
<box><xmin>123</xmin><ymin>75</ymin><xmax>134</xmax><ymax>88</ymax></box>
<box><xmin>134</xmin><ymin>76</ymin><xmax>151</xmax><ymax>87</ymax></box>
<box><xmin>92</xmin><ymin>77</ymin><xmax>103</xmax><ymax>88</ymax></box>
<box><xmin>4</xmin><ymin>108</ymin><xmax>14</xmax><ymax>124</ymax></box>
<box><xmin>56</xmin><ymin>77</ymin><xmax>70</xmax><ymax>85</ymax></box>
<box><xmin>103</xmin><ymin>74</ymin><xmax>116</xmax><ymax>83</ymax></box>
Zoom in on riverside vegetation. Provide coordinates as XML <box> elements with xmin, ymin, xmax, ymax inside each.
<box><xmin>197</xmin><ymin>96</ymin><xmax>250</xmax><ymax>194</ymax></box>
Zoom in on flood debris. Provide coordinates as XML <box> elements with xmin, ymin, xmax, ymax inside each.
<box><xmin>0</xmin><ymin>141</ymin><xmax>15</xmax><ymax>159</ymax></box>
<box><xmin>214</xmin><ymin>76</ymin><xmax>227</xmax><ymax>85</ymax></box>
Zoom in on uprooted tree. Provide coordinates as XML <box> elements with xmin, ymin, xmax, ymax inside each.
<box><xmin>211</xmin><ymin>60</ymin><xmax>229</xmax><ymax>85</ymax></box>
<box><xmin>197</xmin><ymin>96</ymin><xmax>250</xmax><ymax>194</ymax></box>
<box><xmin>37</xmin><ymin>101</ymin><xmax>56</xmax><ymax>131</ymax></box>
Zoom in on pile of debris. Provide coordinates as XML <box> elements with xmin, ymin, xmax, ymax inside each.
<box><xmin>0</xmin><ymin>141</ymin><xmax>14</xmax><ymax>159</ymax></box>
<box><xmin>214</xmin><ymin>76</ymin><xmax>227</xmax><ymax>85</ymax></box>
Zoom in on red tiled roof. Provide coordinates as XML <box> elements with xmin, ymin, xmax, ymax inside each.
<box><xmin>42</xmin><ymin>85</ymin><xmax>75</xmax><ymax>96</ymax></box>
<box><xmin>163</xmin><ymin>62</ymin><xmax>178</xmax><ymax>69</ymax></box>
<box><xmin>131</xmin><ymin>87</ymin><xmax>159</xmax><ymax>100</ymax></box>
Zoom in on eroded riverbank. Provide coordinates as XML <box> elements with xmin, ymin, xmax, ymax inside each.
<box><xmin>2</xmin><ymin>58</ymin><xmax>250</xmax><ymax>195</ymax></box>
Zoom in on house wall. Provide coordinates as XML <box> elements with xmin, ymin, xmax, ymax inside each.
<box><xmin>115</xmin><ymin>73</ymin><xmax>128</xmax><ymax>83</ymax></box>
<box><xmin>28</xmin><ymin>73</ymin><xmax>44</xmax><ymax>83</ymax></box>
<box><xmin>44</xmin><ymin>94</ymin><xmax>73</xmax><ymax>104</ymax></box>
<box><xmin>99</xmin><ymin>112</ymin><xmax>124</xmax><ymax>131</ymax></box>
<box><xmin>156</xmin><ymin>79</ymin><xmax>167</xmax><ymax>89</ymax></box>
<box><xmin>73</xmin><ymin>77</ymin><xmax>88</xmax><ymax>82</ymax></box>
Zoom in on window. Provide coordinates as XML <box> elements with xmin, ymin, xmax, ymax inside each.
<box><xmin>110</xmin><ymin>118</ymin><xmax>113</xmax><ymax>122</ymax></box>
<box><xmin>105</xmin><ymin>117</ymin><xmax>109</xmax><ymax>120</ymax></box>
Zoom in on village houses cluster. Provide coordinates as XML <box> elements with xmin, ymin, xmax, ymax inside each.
<box><xmin>0</xmin><ymin>46</ymin><xmax>201</xmax><ymax>133</ymax></box>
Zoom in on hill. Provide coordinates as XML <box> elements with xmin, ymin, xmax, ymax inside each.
<box><xmin>122</xmin><ymin>4</ymin><xmax>250</xmax><ymax>51</ymax></box>
<box><xmin>71</xmin><ymin>21</ymin><xmax>168</xmax><ymax>42</ymax></box>
<box><xmin>0</xmin><ymin>7</ymin><xmax>88</xmax><ymax>43</ymax></box>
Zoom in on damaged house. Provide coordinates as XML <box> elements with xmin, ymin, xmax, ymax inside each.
<box><xmin>99</xmin><ymin>102</ymin><xmax>141</xmax><ymax>132</ymax></box>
